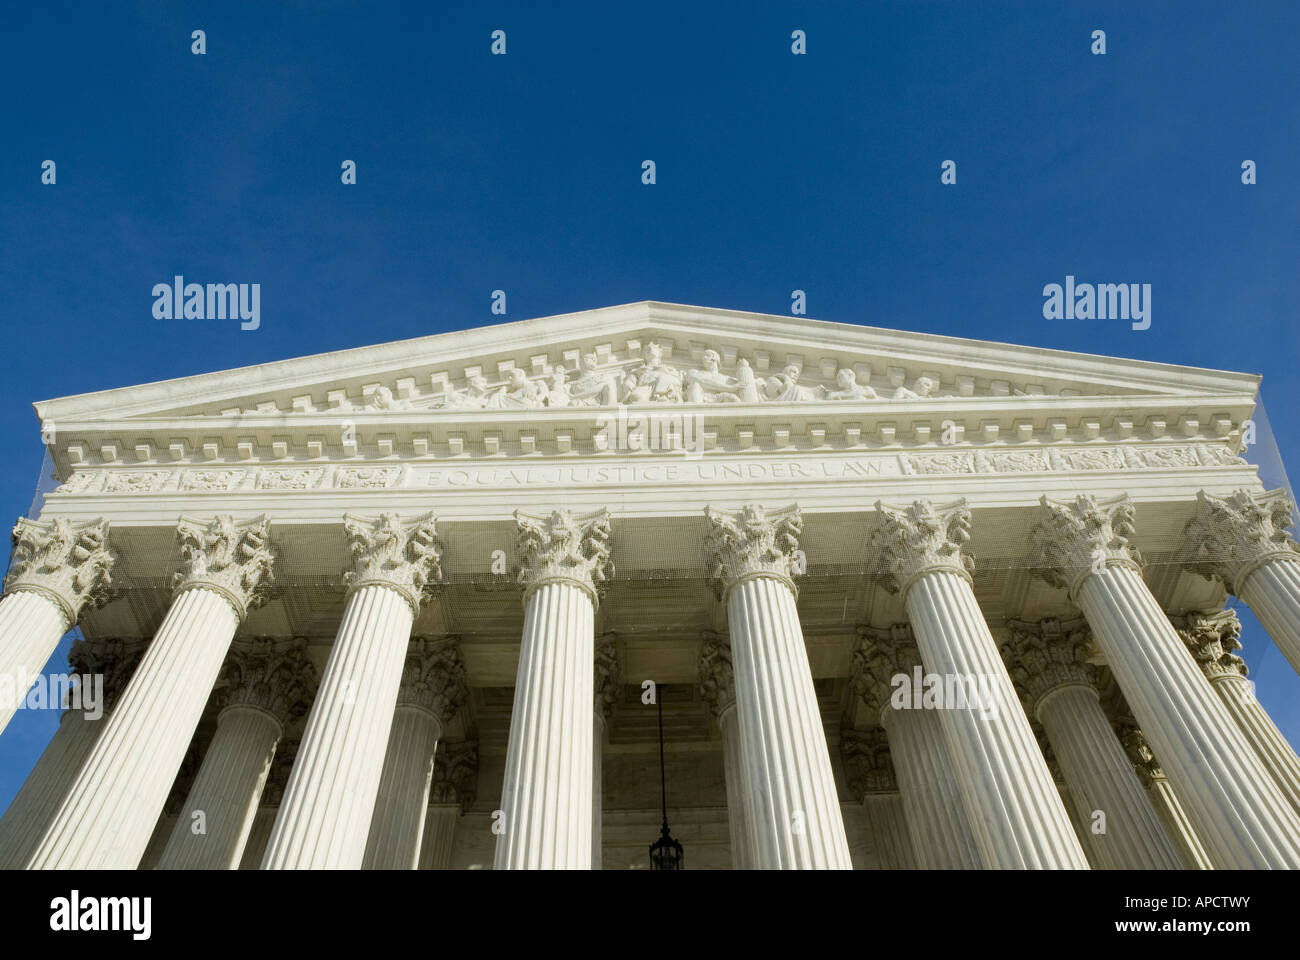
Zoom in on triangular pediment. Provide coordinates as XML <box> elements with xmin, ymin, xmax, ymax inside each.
<box><xmin>36</xmin><ymin>302</ymin><xmax>1258</xmax><ymax>425</ymax></box>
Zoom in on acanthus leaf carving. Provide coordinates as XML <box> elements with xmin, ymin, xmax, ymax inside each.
<box><xmin>869</xmin><ymin>499</ymin><xmax>973</xmax><ymax>597</ymax></box>
<box><xmin>704</xmin><ymin>502</ymin><xmax>803</xmax><ymax>597</ymax></box>
<box><xmin>594</xmin><ymin>631</ymin><xmax>621</xmax><ymax>720</ymax></box>
<box><xmin>219</xmin><ymin>638</ymin><xmax>316</xmax><ymax>726</ymax></box>
<box><xmin>398</xmin><ymin>636</ymin><xmax>468</xmax><ymax>723</ymax></box>
<box><xmin>697</xmin><ymin>631</ymin><xmax>735</xmax><ymax>718</ymax></box>
<box><xmin>1171</xmin><ymin>609</ymin><xmax>1248</xmax><ymax>682</ymax></box>
<box><xmin>4</xmin><ymin>516</ymin><xmax>116</xmax><ymax>624</ymax></box>
<box><xmin>1029</xmin><ymin>494</ymin><xmax>1142</xmax><ymax>598</ymax></box>
<box><xmin>342</xmin><ymin>512</ymin><xmax>442</xmax><ymax>615</ymax></box>
<box><xmin>431</xmin><ymin>739</ymin><xmax>479</xmax><ymax>808</ymax></box>
<box><xmin>1182</xmin><ymin>488</ymin><xmax>1300</xmax><ymax>593</ymax></box>
<box><xmin>172</xmin><ymin>514</ymin><xmax>277</xmax><ymax>620</ymax></box>
<box><xmin>514</xmin><ymin>508</ymin><xmax>613</xmax><ymax>602</ymax></box>
<box><xmin>1000</xmin><ymin>617</ymin><xmax>1097</xmax><ymax>712</ymax></box>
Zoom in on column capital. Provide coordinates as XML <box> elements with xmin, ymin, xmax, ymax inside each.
<box><xmin>173</xmin><ymin>514</ymin><xmax>276</xmax><ymax>621</ymax></box>
<box><xmin>514</xmin><ymin>508</ymin><xmax>613</xmax><ymax>605</ymax></box>
<box><xmin>1112</xmin><ymin>715</ymin><xmax>1167</xmax><ymax>788</ymax></box>
<box><xmin>1001</xmin><ymin>617</ymin><xmax>1098</xmax><ymax>714</ymax></box>
<box><xmin>342</xmin><ymin>512</ymin><xmax>442</xmax><ymax>616</ymax></box>
<box><xmin>67</xmin><ymin>636</ymin><xmax>146</xmax><ymax>714</ymax></box>
<box><xmin>840</xmin><ymin>726</ymin><xmax>897</xmax><ymax>796</ymax></box>
<box><xmin>851</xmin><ymin>624</ymin><xmax>921</xmax><ymax>725</ymax></box>
<box><xmin>704</xmin><ymin>503</ymin><xmax>802</xmax><ymax>598</ymax></box>
<box><xmin>398</xmin><ymin>636</ymin><xmax>468</xmax><ymax>724</ymax></box>
<box><xmin>261</xmin><ymin>740</ymin><xmax>298</xmax><ymax>807</ymax></box>
<box><xmin>594</xmin><ymin>631</ymin><xmax>621</xmax><ymax>721</ymax></box>
<box><xmin>697</xmin><ymin>631</ymin><xmax>735</xmax><ymax>718</ymax></box>
<box><xmin>869</xmin><ymin>499</ymin><xmax>973</xmax><ymax>598</ymax></box>
<box><xmin>1030</xmin><ymin>494</ymin><xmax>1143</xmax><ymax>598</ymax></box>
<box><xmin>1170</xmin><ymin>609</ymin><xmax>1247</xmax><ymax>682</ymax></box>
<box><xmin>4</xmin><ymin>516</ymin><xmax>116</xmax><ymax>626</ymax></box>
<box><xmin>431</xmin><ymin>739</ymin><xmax>479</xmax><ymax>810</ymax></box>
<box><xmin>1183</xmin><ymin>488</ymin><xmax>1300</xmax><ymax>594</ymax></box>
<box><xmin>218</xmin><ymin>638</ymin><xmax>316</xmax><ymax>728</ymax></box>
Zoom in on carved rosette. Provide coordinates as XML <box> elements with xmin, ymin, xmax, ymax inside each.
<box><xmin>851</xmin><ymin>624</ymin><xmax>921</xmax><ymax>724</ymax></box>
<box><xmin>1000</xmin><ymin>617</ymin><xmax>1098</xmax><ymax>713</ymax></box>
<box><xmin>431</xmin><ymin>739</ymin><xmax>479</xmax><ymax>809</ymax></box>
<box><xmin>396</xmin><ymin>636</ymin><xmax>468</xmax><ymax>724</ymax></box>
<box><xmin>1030</xmin><ymin>494</ymin><xmax>1143</xmax><ymax>599</ymax></box>
<box><xmin>840</xmin><ymin>726</ymin><xmax>897</xmax><ymax>796</ymax></box>
<box><xmin>172</xmin><ymin>514</ymin><xmax>276</xmax><ymax>621</ymax></box>
<box><xmin>1183</xmin><ymin>488</ymin><xmax>1300</xmax><ymax>593</ymax></box>
<box><xmin>594</xmin><ymin>632</ymin><xmax>621</xmax><ymax>721</ymax></box>
<box><xmin>869</xmin><ymin>499</ymin><xmax>974</xmax><ymax>599</ymax></box>
<box><xmin>697</xmin><ymin>631</ymin><xmax>735</xmax><ymax>718</ymax></box>
<box><xmin>1171</xmin><ymin>609</ymin><xmax>1247</xmax><ymax>682</ymax></box>
<box><xmin>514</xmin><ymin>508</ymin><xmax>613</xmax><ymax>604</ymax></box>
<box><xmin>342</xmin><ymin>512</ymin><xmax>442</xmax><ymax>616</ymax></box>
<box><xmin>704</xmin><ymin>503</ymin><xmax>802</xmax><ymax>598</ymax></box>
<box><xmin>67</xmin><ymin>636</ymin><xmax>147</xmax><ymax>714</ymax></box>
<box><xmin>218</xmin><ymin>639</ymin><xmax>316</xmax><ymax>728</ymax></box>
<box><xmin>4</xmin><ymin>517</ymin><xmax>116</xmax><ymax>626</ymax></box>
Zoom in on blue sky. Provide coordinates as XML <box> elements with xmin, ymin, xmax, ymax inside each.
<box><xmin>1</xmin><ymin>2</ymin><xmax>1298</xmax><ymax>813</ymax></box>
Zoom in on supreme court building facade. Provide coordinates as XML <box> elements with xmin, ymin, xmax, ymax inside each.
<box><xmin>3</xmin><ymin>300</ymin><xmax>1300</xmax><ymax>870</ymax></box>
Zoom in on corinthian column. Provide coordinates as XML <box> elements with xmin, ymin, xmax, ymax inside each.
<box><xmin>264</xmin><ymin>512</ymin><xmax>441</xmax><ymax>869</ymax></box>
<box><xmin>841</xmin><ymin>728</ymin><xmax>915</xmax><ymax>869</ymax></box>
<box><xmin>363</xmin><ymin>637</ymin><xmax>468</xmax><ymax>868</ymax></box>
<box><xmin>157</xmin><ymin>639</ymin><xmax>315</xmax><ymax>869</ymax></box>
<box><xmin>851</xmin><ymin>624</ymin><xmax>981</xmax><ymax>869</ymax></box>
<box><xmin>1031</xmin><ymin>494</ymin><xmax>1300</xmax><ymax>868</ymax></box>
<box><xmin>1002</xmin><ymin>618</ymin><xmax>1183</xmax><ymax>869</ymax></box>
<box><xmin>495</xmin><ymin>509</ymin><xmax>611</xmax><ymax>870</ymax></box>
<box><xmin>419</xmin><ymin>740</ymin><xmax>478</xmax><ymax>870</ymax></box>
<box><xmin>0</xmin><ymin>517</ymin><xmax>114</xmax><ymax>735</ymax></box>
<box><xmin>0</xmin><ymin>637</ymin><xmax>144</xmax><ymax>868</ymax></box>
<box><xmin>1185</xmin><ymin>488</ymin><xmax>1300</xmax><ymax>676</ymax></box>
<box><xmin>704</xmin><ymin>503</ymin><xmax>851</xmax><ymax>869</ymax></box>
<box><xmin>1112</xmin><ymin>713</ymin><xmax>1212</xmax><ymax>869</ymax></box>
<box><xmin>870</xmin><ymin>499</ymin><xmax>1087</xmax><ymax>868</ymax></box>
<box><xmin>592</xmin><ymin>631</ymin><xmax>620</xmax><ymax>870</ymax></box>
<box><xmin>1173</xmin><ymin>609</ymin><xmax>1300</xmax><ymax>815</ymax></box>
<box><xmin>28</xmin><ymin>515</ymin><xmax>275</xmax><ymax>869</ymax></box>
<box><xmin>698</xmin><ymin>632</ymin><xmax>754</xmax><ymax>869</ymax></box>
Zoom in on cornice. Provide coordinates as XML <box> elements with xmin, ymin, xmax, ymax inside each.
<box><xmin>34</xmin><ymin>303</ymin><xmax>1259</xmax><ymax>433</ymax></box>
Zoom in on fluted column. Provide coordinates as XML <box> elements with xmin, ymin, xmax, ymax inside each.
<box><xmin>592</xmin><ymin>632</ymin><xmax>620</xmax><ymax>870</ymax></box>
<box><xmin>0</xmin><ymin>638</ymin><xmax>144</xmax><ymax>867</ymax></box>
<box><xmin>1174</xmin><ymin>609</ymin><xmax>1300</xmax><ymax>815</ymax></box>
<box><xmin>1002</xmin><ymin>617</ymin><xmax>1183</xmax><ymax>869</ymax></box>
<box><xmin>1032</xmin><ymin>494</ymin><xmax>1300</xmax><ymax>868</ymax></box>
<box><xmin>851</xmin><ymin>624</ymin><xmax>980</xmax><ymax>869</ymax></box>
<box><xmin>1185</xmin><ymin>488</ymin><xmax>1300</xmax><ymax>676</ymax></box>
<box><xmin>1112</xmin><ymin>715</ymin><xmax>1213</xmax><ymax>869</ymax></box>
<box><xmin>841</xmin><ymin>728</ymin><xmax>915</xmax><ymax>869</ymax></box>
<box><xmin>363</xmin><ymin>637</ymin><xmax>467</xmax><ymax>868</ymax></box>
<box><xmin>870</xmin><ymin>499</ymin><xmax>1087</xmax><ymax>869</ymax></box>
<box><xmin>699</xmin><ymin>631</ymin><xmax>754</xmax><ymax>869</ymax></box>
<box><xmin>264</xmin><ymin>512</ymin><xmax>441</xmax><ymax>869</ymax></box>
<box><xmin>495</xmin><ymin>509</ymin><xmax>612</xmax><ymax>869</ymax></box>
<box><xmin>419</xmin><ymin>740</ymin><xmax>478</xmax><ymax>870</ymax></box>
<box><xmin>0</xmin><ymin>517</ymin><xmax>114</xmax><ymax>735</ymax></box>
<box><xmin>157</xmin><ymin>640</ymin><xmax>314</xmax><ymax>869</ymax></box>
<box><xmin>705</xmin><ymin>503</ymin><xmax>851</xmax><ymax>869</ymax></box>
<box><xmin>28</xmin><ymin>515</ymin><xmax>275</xmax><ymax>869</ymax></box>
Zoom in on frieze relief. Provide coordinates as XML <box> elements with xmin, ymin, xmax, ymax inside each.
<box><xmin>49</xmin><ymin>440</ymin><xmax>1249</xmax><ymax>497</ymax></box>
<box><xmin>225</xmin><ymin>340</ymin><xmax>1086</xmax><ymax>417</ymax></box>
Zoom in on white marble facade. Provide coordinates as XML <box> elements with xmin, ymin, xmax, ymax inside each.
<box><xmin>3</xmin><ymin>301</ymin><xmax>1300</xmax><ymax>870</ymax></box>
